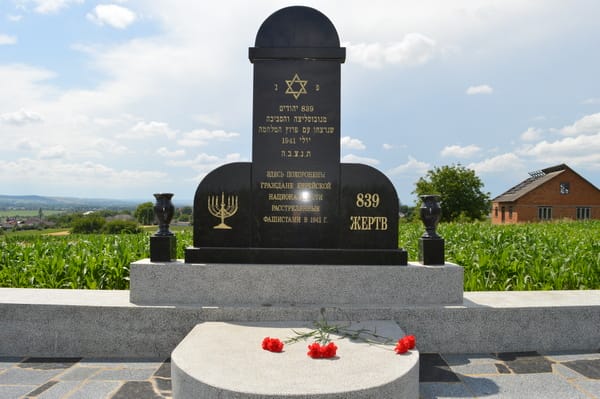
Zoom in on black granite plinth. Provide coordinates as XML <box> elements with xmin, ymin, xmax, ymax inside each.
<box><xmin>418</xmin><ymin>238</ymin><xmax>445</xmax><ymax>265</ymax></box>
<box><xmin>150</xmin><ymin>235</ymin><xmax>177</xmax><ymax>262</ymax></box>
<box><xmin>185</xmin><ymin>247</ymin><xmax>407</xmax><ymax>265</ymax></box>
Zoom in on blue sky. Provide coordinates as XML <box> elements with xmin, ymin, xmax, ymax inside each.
<box><xmin>1</xmin><ymin>0</ymin><xmax>599</xmax><ymax>205</ymax></box>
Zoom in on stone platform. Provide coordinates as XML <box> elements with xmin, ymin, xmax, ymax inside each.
<box><xmin>129</xmin><ymin>260</ymin><xmax>463</xmax><ymax>306</ymax></box>
<box><xmin>171</xmin><ymin>321</ymin><xmax>419</xmax><ymax>399</ymax></box>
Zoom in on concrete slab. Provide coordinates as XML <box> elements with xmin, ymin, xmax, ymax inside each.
<box><xmin>130</xmin><ymin>260</ymin><xmax>463</xmax><ymax>306</ymax></box>
<box><xmin>171</xmin><ymin>321</ymin><xmax>419</xmax><ymax>399</ymax></box>
<box><xmin>1</xmin><ymin>288</ymin><xmax>599</xmax><ymax>357</ymax></box>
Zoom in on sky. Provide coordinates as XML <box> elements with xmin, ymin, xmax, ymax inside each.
<box><xmin>1</xmin><ymin>0</ymin><xmax>599</xmax><ymax>206</ymax></box>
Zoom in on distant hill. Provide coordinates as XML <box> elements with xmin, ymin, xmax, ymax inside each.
<box><xmin>0</xmin><ymin>195</ymin><xmax>141</xmax><ymax>211</ymax></box>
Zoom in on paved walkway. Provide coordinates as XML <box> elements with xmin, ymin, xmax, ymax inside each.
<box><xmin>1</xmin><ymin>351</ymin><xmax>599</xmax><ymax>398</ymax></box>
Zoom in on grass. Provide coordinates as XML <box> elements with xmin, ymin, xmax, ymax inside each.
<box><xmin>1</xmin><ymin>221</ymin><xmax>598</xmax><ymax>291</ymax></box>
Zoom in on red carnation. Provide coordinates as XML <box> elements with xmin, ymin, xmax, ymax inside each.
<box><xmin>307</xmin><ymin>342</ymin><xmax>338</xmax><ymax>358</ymax></box>
<box><xmin>262</xmin><ymin>337</ymin><xmax>284</xmax><ymax>352</ymax></box>
<box><xmin>403</xmin><ymin>335</ymin><xmax>416</xmax><ymax>349</ymax></box>
<box><xmin>394</xmin><ymin>339</ymin><xmax>408</xmax><ymax>354</ymax></box>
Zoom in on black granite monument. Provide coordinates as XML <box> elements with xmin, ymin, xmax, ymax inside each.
<box><xmin>185</xmin><ymin>6</ymin><xmax>407</xmax><ymax>265</ymax></box>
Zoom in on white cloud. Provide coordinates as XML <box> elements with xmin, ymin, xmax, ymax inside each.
<box><xmin>382</xmin><ymin>144</ymin><xmax>394</xmax><ymax>150</ymax></box>
<box><xmin>0</xmin><ymin>158</ymin><xmax>166</xmax><ymax>189</ymax></box>
<box><xmin>0</xmin><ymin>34</ymin><xmax>17</xmax><ymax>45</ymax></box>
<box><xmin>341</xmin><ymin>136</ymin><xmax>366</xmax><ymax>150</ymax></box>
<box><xmin>560</xmin><ymin>112</ymin><xmax>600</xmax><ymax>135</ymax></box>
<box><xmin>520</xmin><ymin>127</ymin><xmax>543</xmax><ymax>141</ymax></box>
<box><xmin>177</xmin><ymin>129</ymin><xmax>240</xmax><ymax>147</ymax></box>
<box><xmin>468</xmin><ymin>153</ymin><xmax>524</xmax><ymax>174</ymax></box>
<box><xmin>29</xmin><ymin>0</ymin><xmax>84</xmax><ymax>14</ymax></box>
<box><xmin>582</xmin><ymin>98</ymin><xmax>600</xmax><ymax>105</ymax></box>
<box><xmin>346</xmin><ymin>33</ymin><xmax>436</xmax><ymax>69</ymax></box>
<box><xmin>518</xmin><ymin>133</ymin><xmax>600</xmax><ymax>168</ymax></box>
<box><xmin>86</xmin><ymin>4</ymin><xmax>137</xmax><ymax>29</ymax></box>
<box><xmin>387</xmin><ymin>156</ymin><xmax>430</xmax><ymax>176</ymax></box>
<box><xmin>119</xmin><ymin>121</ymin><xmax>177</xmax><ymax>140</ymax></box>
<box><xmin>466</xmin><ymin>84</ymin><xmax>493</xmax><ymax>95</ymax></box>
<box><xmin>157</xmin><ymin>147</ymin><xmax>185</xmax><ymax>158</ymax></box>
<box><xmin>0</xmin><ymin>109</ymin><xmax>43</xmax><ymax>125</ymax></box>
<box><xmin>341</xmin><ymin>154</ymin><xmax>380</xmax><ymax>165</ymax></box>
<box><xmin>8</xmin><ymin>15</ymin><xmax>23</xmax><ymax>22</ymax></box>
<box><xmin>440</xmin><ymin>144</ymin><xmax>481</xmax><ymax>158</ymax></box>
<box><xmin>38</xmin><ymin>145</ymin><xmax>67</xmax><ymax>160</ymax></box>
<box><xmin>16</xmin><ymin>138</ymin><xmax>37</xmax><ymax>151</ymax></box>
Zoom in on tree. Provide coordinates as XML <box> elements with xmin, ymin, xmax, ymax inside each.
<box><xmin>413</xmin><ymin>164</ymin><xmax>491</xmax><ymax>222</ymax></box>
<box><xmin>134</xmin><ymin>202</ymin><xmax>154</xmax><ymax>225</ymax></box>
<box><xmin>71</xmin><ymin>215</ymin><xmax>106</xmax><ymax>234</ymax></box>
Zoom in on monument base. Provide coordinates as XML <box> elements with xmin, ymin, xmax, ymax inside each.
<box><xmin>171</xmin><ymin>321</ymin><xmax>419</xmax><ymax>399</ymax></box>
<box><xmin>184</xmin><ymin>246</ymin><xmax>408</xmax><ymax>265</ymax></box>
<box><xmin>418</xmin><ymin>237</ymin><xmax>445</xmax><ymax>265</ymax></box>
<box><xmin>150</xmin><ymin>235</ymin><xmax>177</xmax><ymax>262</ymax></box>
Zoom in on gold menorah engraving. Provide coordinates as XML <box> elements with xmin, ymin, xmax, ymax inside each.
<box><xmin>208</xmin><ymin>192</ymin><xmax>238</xmax><ymax>229</ymax></box>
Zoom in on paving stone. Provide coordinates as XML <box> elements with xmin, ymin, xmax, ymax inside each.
<box><xmin>79</xmin><ymin>358</ymin><xmax>165</xmax><ymax>369</ymax></box>
<box><xmin>58</xmin><ymin>366</ymin><xmax>102</xmax><ymax>380</ymax></box>
<box><xmin>448</xmin><ymin>361</ymin><xmax>499</xmax><ymax>375</ymax></box>
<box><xmin>442</xmin><ymin>353</ymin><xmax>497</xmax><ymax>366</ymax></box>
<box><xmin>0</xmin><ymin>357</ymin><xmax>23</xmax><ymax>368</ymax></box>
<box><xmin>573</xmin><ymin>379</ymin><xmax>600</xmax><ymax>398</ymax></box>
<box><xmin>153</xmin><ymin>360</ymin><xmax>171</xmax><ymax>379</ymax></box>
<box><xmin>24</xmin><ymin>380</ymin><xmax>58</xmax><ymax>396</ymax></box>
<box><xmin>37</xmin><ymin>380</ymin><xmax>81</xmax><ymax>399</ymax></box>
<box><xmin>420</xmin><ymin>353</ymin><xmax>461</xmax><ymax>382</ymax></box>
<box><xmin>111</xmin><ymin>381</ymin><xmax>163</xmax><ymax>399</ymax></box>
<box><xmin>154</xmin><ymin>376</ymin><xmax>172</xmax><ymax>392</ymax></box>
<box><xmin>493</xmin><ymin>351</ymin><xmax>541</xmax><ymax>361</ymax></box>
<box><xmin>495</xmin><ymin>363</ymin><xmax>511</xmax><ymax>374</ymax></box>
<box><xmin>19</xmin><ymin>358</ymin><xmax>81</xmax><ymax>370</ymax></box>
<box><xmin>66</xmin><ymin>381</ymin><xmax>122</xmax><ymax>399</ymax></box>
<box><xmin>420</xmin><ymin>382</ymin><xmax>476</xmax><ymax>399</ymax></box>
<box><xmin>0</xmin><ymin>367</ymin><xmax>63</xmax><ymax>385</ymax></box>
<box><xmin>553</xmin><ymin>363</ymin><xmax>587</xmax><ymax>379</ymax></box>
<box><xmin>91</xmin><ymin>368</ymin><xmax>156</xmax><ymax>381</ymax></box>
<box><xmin>0</xmin><ymin>385</ymin><xmax>37</xmax><ymax>399</ymax></box>
<box><xmin>494</xmin><ymin>351</ymin><xmax>554</xmax><ymax>374</ymax></box>
<box><xmin>562</xmin><ymin>359</ymin><xmax>600</xmax><ymax>379</ymax></box>
<box><xmin>543</xmin><ymin>351</ymin><xmax>600</xmax><ymax>362</ymax></box>
<box><xmin>463</xmin><ymin>373</ymin><xmax>590</xmax><ymax>398</ymax></box>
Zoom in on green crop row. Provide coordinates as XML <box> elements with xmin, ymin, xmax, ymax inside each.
<box><xmin>1</xmin><ymin>221</ymin><xmax>598</xmax><ymax>290</ymax></box>
<box><xmin>400</xmin><ymin>220</ymin><xmax>600</xmax><ymax>290</ymax></box>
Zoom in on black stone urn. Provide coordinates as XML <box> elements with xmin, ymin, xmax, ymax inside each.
<box><xmin>153</xmin><ymin>193</ymin><xmax>175</xmax><ymax>236</ymax></box>
<box><xmin>419</xmin><ymin>194</ymin><xmax>441</xmax><ymax>239</ymax></box>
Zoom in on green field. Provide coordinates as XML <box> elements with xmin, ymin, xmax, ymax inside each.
<box><xmin>1</xmin><ymin>221</ymin><xmax>598</xmax><ymax>290</ymax></box>
<box><xmin>0</xmin><ymin>209</ymin><xmax>65</xmax><ymax>218</ymax></box>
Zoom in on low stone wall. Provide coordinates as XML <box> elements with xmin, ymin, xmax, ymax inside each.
<box><xmin>1</xmin><ymin>288</ymin><xmax>598</xmax><ymax>357</ymax></box>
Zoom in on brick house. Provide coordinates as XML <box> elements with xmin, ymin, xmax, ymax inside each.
<box><xmin>491</xmin><ymin>164</ymin><xmax>600</xmax><ymax>224</ymax></box>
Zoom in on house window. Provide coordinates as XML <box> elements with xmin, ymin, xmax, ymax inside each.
<box><xmin>494</xmin><ymin>207</ymin><xmax>498</xmax><ymax>217</ymax></box>
<box><xmin>560</xmin><ymin>182</ymin><xmax>570</xmax><ymax>195</ymax></box>
<box><xmin>576</xmin><ymin>207</ymin><xmax>591</xmax><ymax>220</ymax></box>
<box><xmin>538</xmin><ymin>206</ymin><xmax>552</xmax><ymax>220</ymax></box>
<box><xmin>501</xmin><ymin>206</ymin><xmax>505</xmax><ymax>222</ymax></box>
<box><xmin>509</xmin><ymin>206</ymin><xmax>513</xmax><ymax>219</ymax></box>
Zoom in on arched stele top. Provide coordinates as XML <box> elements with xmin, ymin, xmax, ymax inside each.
<box><xmin>254</xmin><ymin>6</ymin><xmax>340</xmax><ymax>47</ymax></box>
<box><xmin>249</xmin><ymin>6</ymin><xmax>345</xmax><ymax>62</ymax></box>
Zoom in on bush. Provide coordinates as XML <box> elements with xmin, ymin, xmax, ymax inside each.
<box><xmin>102</xmin><ymin>220</ymin><xmax>142</xmax><ymax>234</ymax></box>
<box><xmin>71</xmin><ymin>216</ymin><xmax>106</xmax><ymax>234</ymax></box>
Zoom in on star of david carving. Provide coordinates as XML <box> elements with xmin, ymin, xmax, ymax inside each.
<box><xmin>285</xmin><ymin>73</ymin><xmax>308</xmax><ymax>99</ymax></box>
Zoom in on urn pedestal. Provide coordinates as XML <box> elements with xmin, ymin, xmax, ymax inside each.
<box><xmin>418</xmin><ymin>195</ymin><xmax>445</xmax><ymax>265</ymax></box>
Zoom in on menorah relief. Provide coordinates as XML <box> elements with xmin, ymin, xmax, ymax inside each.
<box><xmin>208</xmin><ymin>192</ymin><xmax>239</xmax><ymax>229</ymax></box>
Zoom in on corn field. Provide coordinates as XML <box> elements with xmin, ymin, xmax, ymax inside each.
<box><xmin>1</xmin><ymin>220</ymin><xmax>598</xmax><ymax>290</ymax></box>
